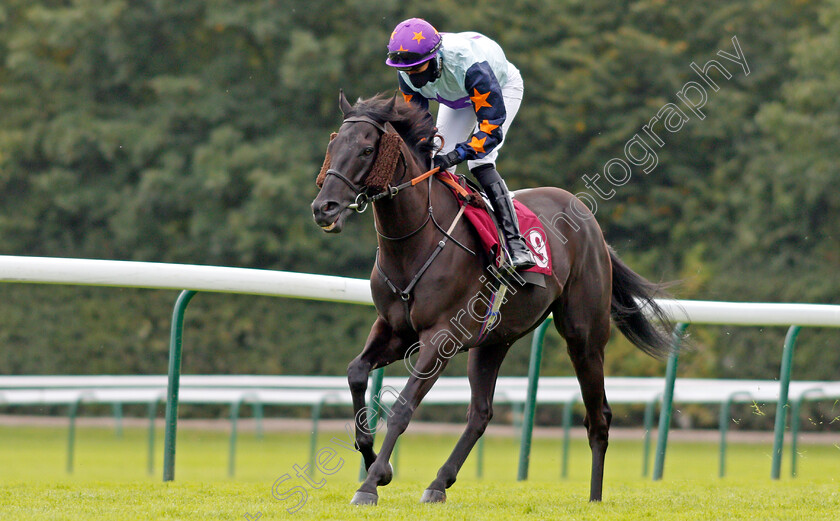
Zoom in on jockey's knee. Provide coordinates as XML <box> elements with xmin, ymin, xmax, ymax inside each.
<box><xmin>470</xmin><ymin>163</ymin><xmax>501</xmax><ymax>185</ymax></box>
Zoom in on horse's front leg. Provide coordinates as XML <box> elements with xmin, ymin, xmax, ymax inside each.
<box><xmin>351</xmin><ymin>333</ymin><xmax>450</xmax><ymax>505</ymax></box>
<box><xmin>347</xmin><ymin>318</ymin><xmax>412</xmax><ymax>474</ymax></box>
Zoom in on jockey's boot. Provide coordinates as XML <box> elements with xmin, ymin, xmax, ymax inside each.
<box><xmin>473</xmin><ymin>165</ymin><xmax>537</xmax><ymax>271</ymax></box>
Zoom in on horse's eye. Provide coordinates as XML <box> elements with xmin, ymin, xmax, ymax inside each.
<box><xmin>362</xmin><ymin>147</ymin><xmax>374</xmax><ymax>157</ymax></box>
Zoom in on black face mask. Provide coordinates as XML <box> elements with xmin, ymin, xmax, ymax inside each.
<box><xmin>408</xmin><ymin>58</ymin><xmax>440</xmax><ymax>89</ymax></box>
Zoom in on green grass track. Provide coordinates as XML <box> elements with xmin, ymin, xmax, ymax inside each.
<box><xmin>1</xmin><ymin>425</ymin><xmax>838</xmax><ymax>520</ymax></box>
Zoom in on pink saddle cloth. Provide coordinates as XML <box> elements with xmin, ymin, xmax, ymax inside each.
<box><xmin>440</xmin><ymin>173</ymin><xmax>552</xmax><ymax>276</ymax></box>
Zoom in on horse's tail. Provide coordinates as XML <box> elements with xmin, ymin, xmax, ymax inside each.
<box><xmin>608</xmin><ymin>246</ymin><xmax>676</xmax><ymax>359</ymax></box>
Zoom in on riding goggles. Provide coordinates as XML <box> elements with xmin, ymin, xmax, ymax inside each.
<box><xmin>386</xmin><ymin>51</ymin><xmax>428</xmax><ymax>71</ymax></box>
<box><xmin>386</xmin><ymin>41</ymin><xmax>441</xmax><ymax>71</ymax></box>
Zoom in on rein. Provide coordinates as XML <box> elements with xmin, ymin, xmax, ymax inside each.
<box><xmin>351</xmin><ymin>166</ymin><xmax>437</xmax><ymax>212</ymax></box>
<box><xmin>342</xmin><ymin>162</ymin><xmax>439</xmax><ymax>213</ymax></box>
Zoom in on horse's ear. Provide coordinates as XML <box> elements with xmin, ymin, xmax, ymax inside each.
<box><xmin>339</xmin><ymin>89</ymin><xmax>352</xmax><ymax>116</ymax></box>
<box><xmin>385</xmin><ymin>91</ymin><xmax>399</xmax><ymax>113</ymax></box>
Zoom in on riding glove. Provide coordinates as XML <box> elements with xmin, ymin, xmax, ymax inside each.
<box><xmin>433</xmin><ymin>149</ymin><xmax>464</xmax><ymax>171</ymax></box>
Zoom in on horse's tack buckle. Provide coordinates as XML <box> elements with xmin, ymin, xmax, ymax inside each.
<box><xmin>348</xmin><ymin>192</ymin><xmax>369</xmax><ymax>213</ymax></box>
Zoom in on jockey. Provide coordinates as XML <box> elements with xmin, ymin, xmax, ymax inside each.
<box><xmin>385</xmin><ymin>18</ymin><xmax>536</xmax><ymax>271</ymax></box>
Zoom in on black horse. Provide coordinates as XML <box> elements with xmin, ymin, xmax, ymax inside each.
<box><xmin>311</xmin><ymin>92</ymin><xmax>674</xmax><ymax>505</ymax></box>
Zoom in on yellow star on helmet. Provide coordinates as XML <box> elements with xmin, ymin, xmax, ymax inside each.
<box><xmin>412</xmin><ymin>31</ymin><xmax>426</xmax><ymax>44</ymax></box>
<box><xmin>398</xmin><ymin>45</ymin><xmax>408</xmax><ymax>52</ymax></box>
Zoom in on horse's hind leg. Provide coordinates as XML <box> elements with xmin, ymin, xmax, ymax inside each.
<box><xmin>422</xmin><ymin>342</ymin><xmax>509</xmax><ymax>503</ymax></box>
<box><xmin>553</xmin><ymin>294</ymin><xmax>612</xmax><ymax>501</ymax></box>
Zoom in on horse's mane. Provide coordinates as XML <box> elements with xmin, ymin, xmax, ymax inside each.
<box><xmin>345</xmin><ymin>93</ymin><xmax>437</xmax><ymax>166</ymax></box>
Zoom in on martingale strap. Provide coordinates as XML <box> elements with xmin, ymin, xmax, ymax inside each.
<box><xmin>375</xmin><ymin>201</ymin><xmax>469</xmax><ymax>331</ymax></box>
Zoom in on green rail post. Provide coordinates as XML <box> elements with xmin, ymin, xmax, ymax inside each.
<box><xmin>517</xmin><ymin>317</ymin><xmax>551</xmax><ymax>480</ymax></box>
<box><xmin>310</xmin><ymin>397</ymin><xmax>329</xmax><ymax>479</ymax></box>
<box><xmin>771</xmin><ymin>325</ymin><xmax>801</xmax><ymax>480</ymax></box>
<box><xmin>393</xmin><ymin>438</ymin><xmax>400</xmax><ymax>478</ymax></box>
<box><xmin>560</xmin><ymin>397</ymin><xmax>575</xmax><ymax>479</ymax></box>
<box><xmin>719</xmin><ymin>391</ymin><xmax>751</xmax><ymax>478</ymax></box>
<box><xmin>511</xmin><ymin>401</ymin><xmax>524</xmax><ymax>440</ymax></box>
<box><xmin>358</xmin><ymin>368</ymin><xmax>385</xmax><ymax>480</ymax></box>
<box><xmin>163</xmin><ymin>289</ymin><xmax>197</xmax><ymax>482</ymax></box>
<box><xmin>254</xmin><ymin>401</ymin><xmax>264</xmax><ymax>441</ymax></box>
<box><xmin>476</xmin><ymin>435</ymin><xmax>485</xmax><ymax>479</ymax></box>
<box><xmin>310</xmin><ymin>401</ymin><xmax>323</xmax><ymax>478</ymax></box>
<box><xmin>229</xmin><ymin>400</ymin><xmax>241</xmax><ymax>477</ymax></box>
<box><xmin>641</xmin><ymin>394</ymin><xmax>660</xmax><ymax>477</ymax></box>
<box><xmin>229</xmin><ymin>393</ymin><xmax>259</xmax><ymax>478</ymax></box>
<box><xmin>368</xmin><ymin>368</ymin><xmax>385</xmax><ymax>431</ymax></box>
<box><xmin>652</xmin><ymin>322</ymin><xmax>688</xmax><ymax>481</ymax></box>
<box><xmin>112</xmin><ymin>402</ymin><xmax>123</xmax><ymax>438</ymax></box>
<box><xmin>790</xmin><ymin>388</ymin><xmax>823</xmax><ymax>478</ymax></box>
<box><xmin>67</xmin><ymin>396</ymin><xmax>85</xmax><ymax>473</ymax></box>
<box><xmin>147</xmin><ymin>398</ymin><xmax>162</xmax><ymax>475</ymax></box>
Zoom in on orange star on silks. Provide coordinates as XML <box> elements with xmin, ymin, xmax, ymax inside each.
<box><xmin>470</xmin><ymin>89</ymin><xmax>493</xmax><ymax>112</ymax></box>
<box><xmin>401</xmin><ymin>91</ymin><xmax>413</xmax><ymax>103</ymax></box>
<box><xmin>412</xmin><ymin>31</ymin><xmax>426</xmax><ymax>44</ymax></box>
<box><xmin>468</xmin><ymin>136</ymin><xmax>487</xmax><ymax>154</ymax></box>
<box><xmin>479</xmin><ymin>119</ymin><xmax>499</xmax><ymax>134</ymax></box>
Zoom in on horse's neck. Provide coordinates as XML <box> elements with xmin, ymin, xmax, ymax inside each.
<box><xmin>373</xmin><ymin>173</ymin><xmax>459</xmax><ymax>261</ymax></box>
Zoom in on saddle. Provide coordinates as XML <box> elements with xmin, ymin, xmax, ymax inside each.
<box><xmin>436</xmin><ymin>172</ymin><xmax>553</xmax><ymax>281</ymax></box>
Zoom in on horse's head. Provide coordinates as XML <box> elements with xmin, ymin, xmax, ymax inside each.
<box><xmin>312</xmin><ymin>91</ymin><xmax>437</xmax><ymax>233</ymax></box>
<box><xmin>311</xmin><ymin>91</ymin><xmax>404</xmax><ymax>233</ymax></box>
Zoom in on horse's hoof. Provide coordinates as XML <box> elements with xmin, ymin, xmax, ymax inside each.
<box><xmin>420</xmin><ymin>488</ymin><xmax>446</xmax><ymax>503</ymax></box>
<box><xmin>377</xmin><ymin>463</ymin><xmax>393</xmax><ymax>486</ymax></box>
<box><xmin>350</xmin><ymin>491</ymin><xmax>378</xmax><ymax>506</ymax></box>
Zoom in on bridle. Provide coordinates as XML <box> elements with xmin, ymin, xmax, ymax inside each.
<box><xmin>323</xmin><ymin>115</ymin><xmax>443</xmax><ymax>214</ymax></box>
<box><xmin>320</xmin><ymin>114</ymin><xmax>477</xmax><ymax>329</ymax></box>
<box><xmin>322</xmin><ymin>166</ymin><xmax>376</xmax><ymax>214</ymax></box>
<box><xmin>322</xmin><ymin>116</ymin><xmax>399</xmax><ymax>214</ymax></box>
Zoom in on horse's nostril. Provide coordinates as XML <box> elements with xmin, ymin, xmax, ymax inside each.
<box><xmin>320</xmin><ymin>201</ymin><xmax>338</xmax><ymax>214</ymax></box>
<box><xmin>313</xmin><ymin>200</ymin><xmax>341</xmax><ymax>223</ymax></box>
